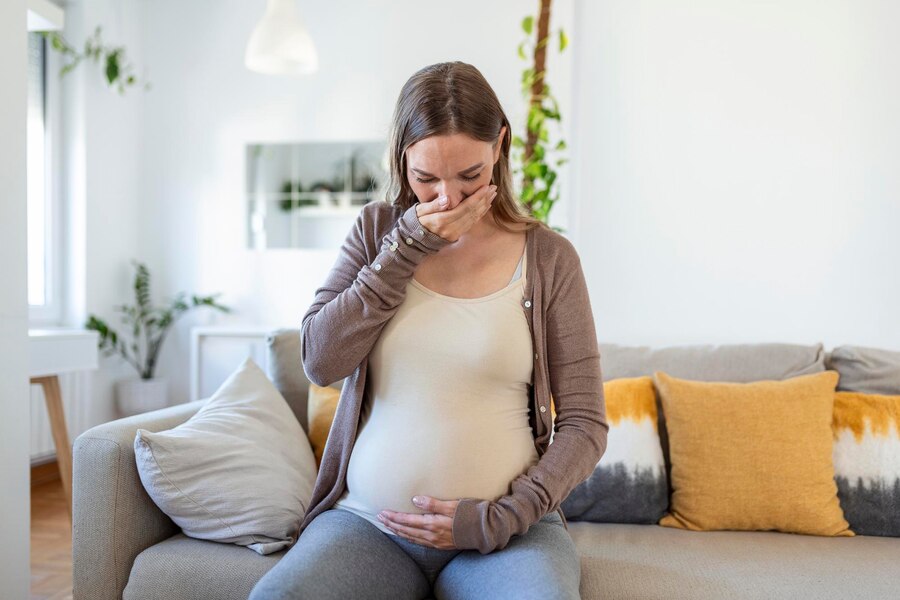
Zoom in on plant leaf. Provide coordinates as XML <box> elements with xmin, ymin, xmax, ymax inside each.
<box><xmin>105</xmin><ymin>51</ymin><xmax>120</xmax><ymax>84</ymax></box>
<box><xmin>522</xmin><ymin>16</ymin><xmax>534</xmax><ymax>35</ymax></box>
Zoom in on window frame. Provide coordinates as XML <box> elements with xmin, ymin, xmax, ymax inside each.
<box><xmin>28</xmin><ymin>31</ymin><xmax>65</xmax><ymax>326</ymax></box>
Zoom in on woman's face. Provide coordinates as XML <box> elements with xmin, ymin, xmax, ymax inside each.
<box><xmin>406</xmin><ymin>126</ymin><xmax>506</xmax><ymax>211</ymax></box>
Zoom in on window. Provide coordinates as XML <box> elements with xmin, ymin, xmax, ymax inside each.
<box><xmin>27</xmin><ymin>31</ymin><xmax>62</xmax><ymax>325</ymax></box>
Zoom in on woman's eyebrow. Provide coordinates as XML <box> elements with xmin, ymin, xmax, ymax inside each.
<box><xmin>410</xmin><ymin>162</ymin><xmax>484</xmax><ymax>177</ymax></box>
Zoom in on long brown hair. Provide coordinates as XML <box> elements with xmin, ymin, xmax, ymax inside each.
<box><xmin>383</xmin><ymin>61</ymin><xmax>546</xmax><ymax>234</ymax></box>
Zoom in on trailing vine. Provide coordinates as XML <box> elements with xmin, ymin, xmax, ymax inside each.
<box><xmin>40</xmin><ymin>25</ymin><xmax>150</xmax><ymax>94</ymax></box>
<box><xmin>512</xmin><ymin>1</ymin><xmax>568</xmax><ymax>232</ymax></box>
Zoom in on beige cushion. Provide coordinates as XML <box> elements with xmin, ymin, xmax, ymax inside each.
<box><xmin>123</xmin><ymin>533</ymin><xmax>285</xmax><ymax>600</ymax></box>
<box><xmin>827</xmin><ymin>345</ymin><xmax>900</xmax><ymax>395</ymax></box>
<box><xmin>133</xmin><ymin>357</ymin><xmax>318</xmax><ymax>555</ymax></box>
<box><xmin>266</xmin><ymin>327</ymin><xmax>345</xmax><ymax>434</ymax></box>
<box><xmin>570</xmin><ymin>521</ymin><xmax>900</xmax><ymax>600</ymax></box>
<box><xmin>599</xmin><ymin>342</ymin><xmax>826</xmax><ymax>381</ymax></box>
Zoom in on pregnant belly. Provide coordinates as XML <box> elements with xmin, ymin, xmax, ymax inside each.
<box><xmin>345</xmin><ymin>407</ymin><xmax>539</xmax><ymax>515</ymax></box>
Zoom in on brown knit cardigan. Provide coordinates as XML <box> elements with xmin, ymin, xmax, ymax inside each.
<box><xmin>298</xmin><ymin>199</ymin><xmax>609</xmax><ymax>554</ymax></box>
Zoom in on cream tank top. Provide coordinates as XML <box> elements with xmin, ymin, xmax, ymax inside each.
<box><xmin>333</xmin><ymin>242</ymin><xmax>538</xmax><ymax>536</ymax></box>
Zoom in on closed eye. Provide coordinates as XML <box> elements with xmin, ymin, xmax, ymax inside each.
<box><xmin>415</xmin><ymin>173</ymin><xmax>481</xmax><ymax>183</ymax></box>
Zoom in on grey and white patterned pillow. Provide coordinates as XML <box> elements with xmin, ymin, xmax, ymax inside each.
<box><xmin>561</xmin><ymin>377</ymin><xmax>668</xmax><ymax>523</ymax></box>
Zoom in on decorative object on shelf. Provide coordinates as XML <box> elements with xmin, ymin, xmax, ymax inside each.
<box><xmin>278</xmin><ymin>179</ymin><xmax>318</xmax><ymax>212</ymax></box>
<box><xmin>246</xmin><ymin>140</ymin><xmax>386</xmax><ymax>249</ymax></box>
<box><xmin>354</xmin><ymin>172</ymin><xmax>380</xmax><ymax>194</ymax></box>
<box><xmin>348</xmin><ymin>147</ymin><xmax>380</xmax><ymax>193</ymax></box>
<box><xmin>309</xmin><ymin>179</ymin><xmax>339</xmax><ymax>195</ymax></box>
<box><xmin>85</xmin><ymin>260</ymin><xmax>232</xmax><ymax>416</ymax></box>
<box><xmin>40</xmin><ymin>25</ymin><xmax>150</xmax><ymax>94</ymax></box>
<box><xmin>513</xmin><ymin>2</ymin><xmax>568</xmax><ymax>232</ymax></box>
<box><xmin>245</xmin><ymin>0</ymin><xmax>318</xmax><ymax>76</ymax></box>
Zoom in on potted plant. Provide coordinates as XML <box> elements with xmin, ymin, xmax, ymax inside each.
<box><xmin>85</xmin><ymin>260</ymin><xmax>232</xmax><ymax>417</ymax></box>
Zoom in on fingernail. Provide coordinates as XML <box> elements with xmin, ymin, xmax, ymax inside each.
<box><xmin>438</xmin><ymin>196</ymin><xmax>448</xmax><ymax>207</ymax></box>
<box><xmin>412</xmin><ymin>496</ymin><xmax>422</xmax><ymax>506</ymax></box>
<box><xmin>490</xmin><ymin>185</ymin><xmax>498</xmax><ymax>192</ymax></box>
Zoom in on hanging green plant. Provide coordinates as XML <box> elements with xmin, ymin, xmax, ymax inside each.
<box><xmin>512</xmin><ymin>2</ymin><xmax>568</xmax><ymax>233</ymax></box>
<box><xmin>40</xmin><ymin>25</ymin><xmax>150</xmax><ymax>95</ymax></box>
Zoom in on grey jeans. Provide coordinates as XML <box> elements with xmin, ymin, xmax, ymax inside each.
<box><xmin>248</xmin><ymin>507</ymin><xmax>581</xmax><ymax>600</ymax></box>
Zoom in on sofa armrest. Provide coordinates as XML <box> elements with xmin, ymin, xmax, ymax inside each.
<box><xmin>72</xmin><ymin>399</ymin><xmax>207</xmax><ymax>600</ymax></box>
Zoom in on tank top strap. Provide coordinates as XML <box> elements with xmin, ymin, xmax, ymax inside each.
<box><xmin>521</xmin><ymin>241</ymin><xmax>527</xmax><ymax>287</ymax></box>
<box><xmin>509</xmin><ymin>244</ymin><xmax>525</xmax><ymax>285</ymax></box>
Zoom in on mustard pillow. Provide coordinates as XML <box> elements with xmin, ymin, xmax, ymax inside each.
<box><xmin>654</xmin><ymin>370</ymin><xmax>853</xmax><ymax>537</ymax></box>
<box><xmin>307</xmin><ymin>383</ymin><xmax>341</xmax><ymax>470</ymax></box>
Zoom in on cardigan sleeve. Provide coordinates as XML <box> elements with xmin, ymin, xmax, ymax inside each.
<box><xmin>300</xmin><ymin>202</ymin><xmax>453</xmax><ymax>387</ymax></box>
<box><xmin>450</xmin><ymin>243</ymin><xmax>610</xmax><ymax>554</ymax></box>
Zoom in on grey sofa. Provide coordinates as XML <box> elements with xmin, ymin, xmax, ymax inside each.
<box><xmin>72</xmin><ymin>331</ymin><xmax>900</xmax><ymax>600</ymax></box>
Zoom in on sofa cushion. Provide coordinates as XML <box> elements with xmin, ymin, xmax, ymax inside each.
<box><xmin>308</xmin><ymin>383</ymin><xmax>341</xmax><ymax>469</ymax></box>
<box><xmin>134</xmin><ymin>357</ymin><xmax>318</xmax><ymax>555</ymax></box>
<box><xmin>562</xmin><ymin>377</ymin><xmax>668</xmax><ymax>524</ymax></box>
<box><xmin>598</xmin><ymin>342</ymin><xmax>827</xmax><ymax>382</ymax></box>
<box><xmin>569</xmin><ymin>521</ymin><xmax>900</xmax><ymax>600</ymax></box>
<box><xmin>597</xmin><ymin>342</ymin><xmax>826</xmax><ymax>498</ymax></box>
<box><xmin>654</xmin><ymin>370</ymin><xmax>853</xmax><ymax>537</ymax></box>
<box><xmin>126</xmin><ymin>524</ymin><xmax>900</xmax><ymax>600</ymax></box>
<box><xmin>827</xmin><ymin>345</ymin><xmax>900</xmax><ymax>395</ymax></box>
<box><xmin>123</xmin><ymin>533</ymin><xmax>285</xmax><ymax>600</ymax></box>
<box><xmin>833</xmin><ymin>390</ymin><xmax>900</xmax><ymax>537</ymax></box>
<box><xmin>267</xmin><ymin>327</ymin><xmax>344</xmax><ymax>434</ymax></box>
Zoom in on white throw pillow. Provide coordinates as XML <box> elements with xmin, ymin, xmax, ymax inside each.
<box><xmin>134</xmin><ymin>356</ymin><xmax>317</xmax><ymax>555</ymax></box>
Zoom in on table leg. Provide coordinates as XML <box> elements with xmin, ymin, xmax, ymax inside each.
<box><xmin>32</xmin><ymin>375</ymin><xmax>73</xmax><ymax>522</ymax></box>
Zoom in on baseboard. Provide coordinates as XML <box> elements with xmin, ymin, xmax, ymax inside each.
<box><xmin>31</xmin><ymin>458</ymin><xmax>61</xmax><ymax>487</ymax></box>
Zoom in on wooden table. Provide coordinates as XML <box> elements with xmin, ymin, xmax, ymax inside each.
<box><xmin>29</xmin><ymin>328</ymin><xmax>99</xmax><ymax>521</ymax></box>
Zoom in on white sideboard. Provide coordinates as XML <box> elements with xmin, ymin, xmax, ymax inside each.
<box><xmin>189</xmin><ymin>325</ymin><xmax>271</xmax><ymax>402</ymax></box>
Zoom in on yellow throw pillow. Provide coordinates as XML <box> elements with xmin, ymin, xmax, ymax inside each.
<box><xmin>307</xmin><ymin>383</ymin><xmax>341</xmax><ymax>470</ymax></box>
<box><xmin>654</xmin><ymin>370</ymin><xmax>853</xmax><ymax>537</ymax></box>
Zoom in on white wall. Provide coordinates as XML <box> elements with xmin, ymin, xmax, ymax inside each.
<box><xmin>55</xmin><ymin>0</ymin><xmax>148</xmax><ymax>431</ymax></box>
<box><xmin>65</xmin><ymin>0</ymin><xmax>900</xmax><ymax>426</ymax></box>
<box><xmin>571</xmin><ymin>0</ymin><xmax>900</xmax><ymax>349</ymax></box>
<box><xmin>0</xmin><ymin>0</ymin><xmax>32</xmax><ymax>596</ymax></box>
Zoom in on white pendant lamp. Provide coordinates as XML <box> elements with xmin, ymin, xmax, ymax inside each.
<box><xmin>245</xmin><ymin>0</ymin><xmax>318</xmax><ymax>76</ymax></box>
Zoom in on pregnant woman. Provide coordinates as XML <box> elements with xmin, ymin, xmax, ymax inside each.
<box><xmin>249</xmin><ymin>61</ymin><xmax>609</xmax><ymax>600</ymax></box>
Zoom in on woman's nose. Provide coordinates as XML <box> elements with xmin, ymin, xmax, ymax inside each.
<box><xmin>436</xmin><ymin>183</ymin><xmax>462</xmax><ymax>206</ymax></box>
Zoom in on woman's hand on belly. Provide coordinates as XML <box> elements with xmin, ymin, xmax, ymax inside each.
<box><xmin>377</xmin><ymin>495</ymin><xmax>461</xmax><ymax>550</ymax></box>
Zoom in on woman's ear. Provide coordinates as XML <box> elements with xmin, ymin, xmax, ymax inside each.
<box><xmin>493</xmin><ymin>125</ymin><xmax>507</xmax><ymax>162</ymax></box>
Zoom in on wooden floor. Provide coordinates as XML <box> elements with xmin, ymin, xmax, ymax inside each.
<box><xmin>31</xmin><ymin>463</ymin><xmax>73</xmax><ymax>600</ymax></box>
